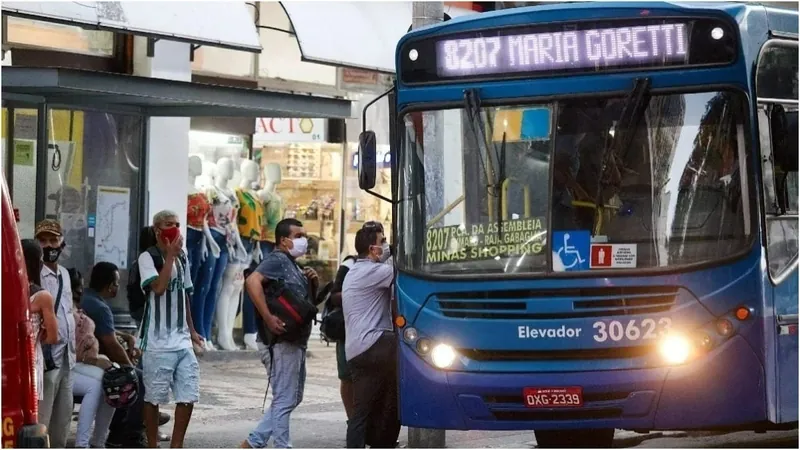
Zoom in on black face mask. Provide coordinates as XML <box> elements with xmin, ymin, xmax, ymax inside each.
<box><xmin>42</xmin><ymin>246</ymin><xmax>63</xmax><ymax>263</ymax></box>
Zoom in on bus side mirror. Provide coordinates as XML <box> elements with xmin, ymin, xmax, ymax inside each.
<box><xmin>770</xmin><ymin>105</ymin><xmax>798</xmax><ymax>172</ymax></box>
<box><xmin>358</xmin><ymin>131</ymin><xmax>377</xmax><ymax>190</ymax></box>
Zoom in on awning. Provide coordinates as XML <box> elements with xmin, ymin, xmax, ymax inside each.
<box><xmin>2</xmin><ymin>67</ymin><xmax>352</xmax><ymax>118</ymax></box>
<box><xmin>280</xmin><ymin>1</ymin><xmax>477</xmax><ymax>73</ymax></box>
<box><xmin>1</xmin><ymin>1</ymin><xmax>261</xmax><ymax>53</ymax></box>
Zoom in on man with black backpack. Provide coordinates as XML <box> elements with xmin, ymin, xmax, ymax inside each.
<box><xmin>240</xmin><ymin>218</ymin><xmax>319</xmax><ymax>449</ymax></box>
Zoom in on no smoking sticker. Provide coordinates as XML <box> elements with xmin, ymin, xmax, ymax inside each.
<box><xmin>590</xmin><ymin>244</ymin><xmax>637</xmax><ymax>269</ymax></box>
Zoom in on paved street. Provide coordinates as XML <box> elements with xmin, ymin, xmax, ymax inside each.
<box><xmin>148</xmin><ymin>341</ymin><xmax>798</xmax><ymax>449</ymax></box>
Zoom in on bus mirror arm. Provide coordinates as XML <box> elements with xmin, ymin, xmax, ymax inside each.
<box><xmin>360</xmin><ymin>86</ymin><xmax>397</xmax><ymax>196</ymax></box>
<box><xmin>365</xmin><ymin>188</ymin><xmax>394</xmax><ymax>204</ymax></box>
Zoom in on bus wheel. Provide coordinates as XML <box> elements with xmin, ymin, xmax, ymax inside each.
<box><xmin>534</xmin><ymin>429</ymin><xmax>615</xmax><ymax>448</ymax></box>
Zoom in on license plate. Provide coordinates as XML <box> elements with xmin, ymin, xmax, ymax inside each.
<box><xmin>523</xmin><ymin>387</ymin><xmax>583</xmax><ymax>408</ymax></box>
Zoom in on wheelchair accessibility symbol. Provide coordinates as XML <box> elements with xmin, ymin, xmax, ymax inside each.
<box><xmin>552</xmin><ymin>230</ymin><xmax>590</xmax><ymax>272</ymax></box>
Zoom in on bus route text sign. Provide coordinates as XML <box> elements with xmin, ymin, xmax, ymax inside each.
<box><xmin>437</xmin><ymin>23</ymin><xmax>688</xmax><ymax>78</ymax></box>
<box><xmin>425</xmin><ymin>218</ymin><xmax>546</xmax><ymax>264</ymax></box>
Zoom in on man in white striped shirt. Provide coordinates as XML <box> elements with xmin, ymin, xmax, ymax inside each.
<box><xmin>137</xmin><ymin>210</ymin><xmax>204</xmax><ymax>448</ymax></box>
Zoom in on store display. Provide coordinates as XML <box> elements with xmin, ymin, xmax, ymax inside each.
<box><xmin>243</xmin><ymin>162</ymin><xmax>284</xmax><ymax>350</ymax></box>
<box><xmin>191</xmin><ymin>158</ymin><xmax>247</xmax><ymax>350</ymax></box>
<box><xmin>286</xmin><ymin>145</ymin><xmax>320</xmax><ymax>178</ymax></box>
<box><xmin>186</xmin><ymin>156</ymin><xmax>220</xmax><ymax>291</ymax></box>
<box><xmin>217</xmin><ymin>160</ymin><xmax>262</xmax><ymax>351</ymax></box>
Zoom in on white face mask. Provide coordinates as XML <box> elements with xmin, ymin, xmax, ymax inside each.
<box><xmin>380</xmin><ymin>242</ymin><xmax>391</xmax><ymax>263</ymax></box>
<box><xmin>289</xmin><ymin>237</ymin><xmax>308</xmax><ymax>257</ymax></box>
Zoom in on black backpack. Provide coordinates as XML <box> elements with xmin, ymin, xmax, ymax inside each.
<box><xmin>319</xmin><ymin>255</ymin><xmax>356</xmax><ymax>343</ymax></box>
<box><xmin>256</xmin><ymin>278</ymin><xmax>318</xmax><ymax>345</ymax></box>
<box><xmin>127</xmin><ymin>247</ymin><xmax>187</xmax><ymax>322</ymax></box>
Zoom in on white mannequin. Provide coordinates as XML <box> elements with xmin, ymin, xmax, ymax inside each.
<box><xmin>188</xmin><ymin>156</ymin><xmax>220</xmax><ymax>261</ymax></box>
<box><xmin>205</xmin><ymin>157</ymin><xmax>247</xmax><ymax>351</ymax></box>
<box><xmin>215</xmin><ymin>160</ymin><xmax>261</xmax><ymax>351</ymax></box>
<box><xmin>196</xmin><ymin>160</ymin><xmax>216</xmax><ymax>190</ymax></box>
<box><xmin>243</xmin><ymin>163</ymin><xmax>284</xmax><ymax>350</ymax></box>
<box><xmin>258</xmin><ymin>163</ymin><xmax>283</xmax><ymax>216</ymax></box>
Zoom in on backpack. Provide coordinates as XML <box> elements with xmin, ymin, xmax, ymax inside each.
<box><xmin>127</xmin><ymin>247</ymin><xmax>187</xmax><ymax>323</ymax></box>
<box><xmin>256</xmin><ymin>277</ymin><xmax>318</xmax><ymax>345</ymax></box>
<box><xmin>319</xmin><ymin>255</ymin><xmax>356</xmax><ymax>343</ymax></box>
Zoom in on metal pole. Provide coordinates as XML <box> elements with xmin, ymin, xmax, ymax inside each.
<box><xmin>407</xmin><ymin>1</ymin><xmax>446</xmax><ymax>448</ymax></box>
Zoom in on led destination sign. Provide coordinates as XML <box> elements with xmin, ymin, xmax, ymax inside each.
<box><xmin>399</xmin><ymin>18</ymin><xmax>737</xmax><ymax>84</ymax></box>
<box><xmin>437</xmin><ymin>23</ymin><xmax>688</xmax><ymax>77</ymax></box>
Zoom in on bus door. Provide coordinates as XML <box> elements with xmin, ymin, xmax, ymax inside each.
<box><xmin>756</xmin><ymin>39</ymin><xmax>798</xmax><ymax>424</ymax></box>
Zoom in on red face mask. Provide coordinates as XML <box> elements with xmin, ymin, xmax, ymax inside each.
<box><xmin>159</xmin><ymin>226</ymin><xmax>180</xmax><ymax>244</ymax></box>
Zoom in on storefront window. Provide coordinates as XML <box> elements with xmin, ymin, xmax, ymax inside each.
<box><xmin>252</xmin><ymin>118</ymin><xmax>343</xmax><ymax>285</ymax></box>
<box><xmin>188</xmin><ymin>130</ymin><xmax>251</xmax><ymax>187</ymax></box>
<box><xmin>6</xmin><ymin>17</ymin><xmax>114</xmax><ymax>57</ymax></box>
<box><xmin>342</xmin><ymin>93</ymin><xmax>393</xmax><ymax>257</ymax></box>
<box><xmin>1</xmin><ymin>108</ymin><xmax>40</xmax><ymax>239</ymax></box>
<box><xmin>42</xmin><ymin>109</ymin><xmax>143</xmax><ymax>313</ymax></box>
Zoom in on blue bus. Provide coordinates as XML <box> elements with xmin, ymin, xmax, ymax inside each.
<box><xmin>357</xmin><ymin>2</ymin><xmax>798</xmax><ymax>447</ymax></box>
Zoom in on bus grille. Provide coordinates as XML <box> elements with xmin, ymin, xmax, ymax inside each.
<box><xmin>437</xmin><ymin>286</ymin><xmax>679</xmax><ymax>320</ymax></box>
<box><xmin>458</xmin><ymin>346</ymin><xmax>654</xmax><ymax>362</ymax></box>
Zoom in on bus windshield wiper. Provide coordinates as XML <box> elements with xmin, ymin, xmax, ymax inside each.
<box><xmin>593</xmin><ymin>78</ymin><xmax>652</xmax><ymax>228</ymax></box>
<box><xmin>464</xmin><ymin>89</ymin><xmax>508</xmax><ymax>235</ymax></box>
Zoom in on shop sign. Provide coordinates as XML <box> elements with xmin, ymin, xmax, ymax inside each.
<box><xmin>254</xmin><ymin>118</ymin><xmax>326</xmax><ymax>143</ymax></box>
<box><xmin>342</xmin><ymin>68</ymin><xmax>379</xmax><ymax>85</ymax></box>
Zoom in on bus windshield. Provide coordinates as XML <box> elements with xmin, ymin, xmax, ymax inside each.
<box><xmin>397</xmin><ymin>91</ymin><xmax>753</xmax><ymax>275</ymax></box>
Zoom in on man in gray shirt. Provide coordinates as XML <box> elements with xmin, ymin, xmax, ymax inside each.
<box><xmin>342</xmin><ymin>227</ymin><xmax>400</xmax><ymax>448</ymax></box>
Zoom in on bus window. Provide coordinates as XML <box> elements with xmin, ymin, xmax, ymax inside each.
<box><xmin>756</xmin><ymin>40</ymin><xmax>798</xmax><ymax>280</ymax></box>
<box><xmin>399</xmin><ymin>91</ymin><xmax>754</xmax><ymax>275</ymax></box>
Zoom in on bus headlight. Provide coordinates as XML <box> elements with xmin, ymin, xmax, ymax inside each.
<box><xmin>659</xmin><ymin>334</ymin><xmax>692</xmax><ymax>365</ymax></box>
<box><xmin>403</xmin><ymin>327</ymin><xmax>419</xmax><ymax>343</ymax></box>
<box><xmin>431</xmin><ymin>343</ymin><xmax>457</xmax><ymax>369</ymax></box>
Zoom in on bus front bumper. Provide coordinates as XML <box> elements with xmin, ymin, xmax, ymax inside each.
<box><xmin>398</xmin><ymin>335</ymin><xmax>766</xmax><ymax>431</ymax></box>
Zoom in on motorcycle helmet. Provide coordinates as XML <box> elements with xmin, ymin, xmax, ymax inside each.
<box><xmin>103</xmin><ymin>364</ymin><xmax>139</xmax><ymax>408</ymax></box>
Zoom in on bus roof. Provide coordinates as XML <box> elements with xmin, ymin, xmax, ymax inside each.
<box><xmin>400</xmin><ymin>1</ymin><xmax>798</xmax><ymax>49</ymax></box>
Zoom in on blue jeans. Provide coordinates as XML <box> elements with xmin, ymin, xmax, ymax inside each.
<box><xmin>242</xmin><ymin>241</ymin><xmax>275</xmax><ymax>334</ymax></box>
<box><xmin>142</xmin><ymin>348</ymin><xmax>200</xmax><ymax>405</ymax></box>
<box><xmin>186</xmin><ymin>228</ymin><xmax>205</xmax><ymax>286</ymax></box>
<box><xmin>190</xmin><ymin>229</ymin><xmax>229</xmax><ymax>340</ymax></box>
<box><xmin>247</xmin><ymin>341</ymin><xmax>306</xmax><ymax>448</ymax></box>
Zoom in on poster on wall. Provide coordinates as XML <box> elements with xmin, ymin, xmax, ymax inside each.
<box><xmin>94</xmin><ymin>185</ymin><xmax>131</xmax><ymax>269</ymax></box>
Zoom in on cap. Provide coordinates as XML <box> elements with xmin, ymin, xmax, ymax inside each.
<box><xmin>35</xmin><ymin>219</ymin><xmax>63</xmax><ymax>238</ymax></box>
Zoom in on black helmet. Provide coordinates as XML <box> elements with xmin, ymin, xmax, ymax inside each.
<box><xmin>102</xmin><ymin>364</ymin><xmax>139</xmax><ymax>408</ymax></box>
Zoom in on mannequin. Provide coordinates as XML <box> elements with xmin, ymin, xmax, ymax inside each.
<box><xmin>186</xmin><ymin>156</ymin><xmax>221</xmax><ymax>289</ymax></box>
<box><xmin>191</xmin><ymin>157</ymin><xmax>247</xmax><ymax>350</ymax></box>
<box><xmin>242</xmin><ymin>163</ymin><xmax>284</xmax><ymax>350</ymax></box>
<box><xmin>216</xmin><ymin>160</ymin><xmax>263</xmax><ymax>351</ymax></box>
